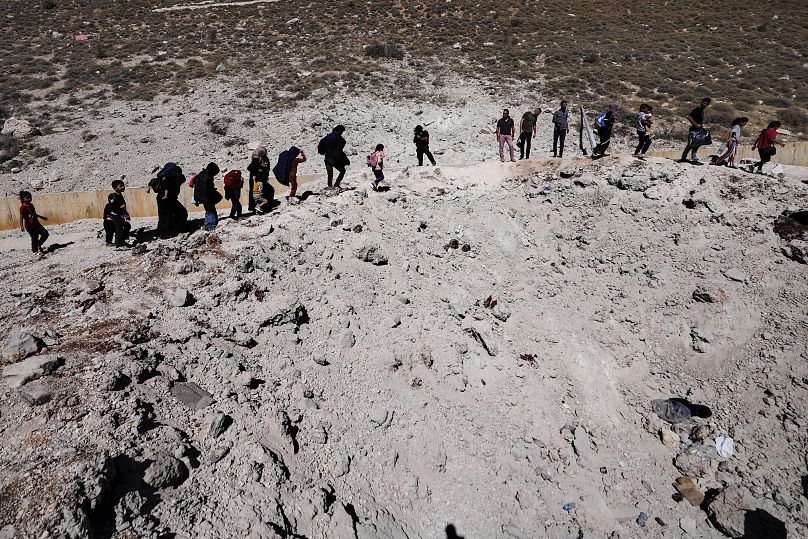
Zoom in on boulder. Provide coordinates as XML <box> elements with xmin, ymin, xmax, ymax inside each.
<box><xmin>706</xmin><ymin>485</ymin><xmax>758</xmax><ymax>538</ymax></box>
<box><xmin>355</xmin><ymin>243</ymin><xmax>389</xmax><ymax>265</ymax></box>
<box><xmin>143</xmin><ymin>452</ymin><xmax>188</xmax><ymax>489</ymax></box>
<box><xmin>1</xmin><ymin>118</ymin><xmax>41</xmax><ymax>138</ymax></box>
<box><xmin>2</xmin><ymin>354</ymin><xmax>62</xmax><ymax>389</ymax></box>
<box><xmin>164</xmin><ymin>287</ymin><xmax>194</xmax><ymax>307</ymax></box>
<box><xmin>3</xmin><ymin>328</ymin><xmax>43</xmax><ymax>361</ymax></box>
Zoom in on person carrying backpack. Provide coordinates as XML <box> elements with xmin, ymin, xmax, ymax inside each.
<box><xmin>368</xmin><ymin>144</ymin><xmax>385</xmax><ymax>191</ymax></box>
<box><xmin>750</xmin><ymin>121</ymin><xmax>784</xmax><ymax>174</ymax></box>
<box><xmin>223</xmin><ymin>169</ymin><xmax>244</xmax><ymax>219</ymax></box>
<box><xmin>193</xmin><ymin>162</ymin><xmax>222</xmax><ymax>231</ymax></box>
<box><xmin>247</xmin><ymin>147</ymin><xmax>273</xmax><ymax>214</ymax></box>
<box><xmin>592</xmin><ymin>104</ymin><xmax>618</xmax><ymax>157</ymax></box>
<box><xmin>319</xmin><ymin>125</ymin><xmax>348</xmax><ymax>188</ymax></box>
<box><xmin>413</xmin><ymin>125</ymin><xmax>436</xmax><ymax>166</ymax></box>
<box><xmin>150</xmin><ymin>162</ymin><xmax>187</xmax><ymax>239</ymax></box>
<box><xmin>679</xmin><ymin>98</ymin><xmax>712</xmax><ymax>164</ymax></box>
<box><xmin>104</xmin><ymin>179</ymin><xmax>131</xmax><ymax>246</ymax></box>
<box><xmin>273</xmin><ymin>146</ymin><xmax>307</xmax><ymax>201</ymax></box>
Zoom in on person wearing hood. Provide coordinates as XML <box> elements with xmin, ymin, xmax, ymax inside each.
<box><xmin>593</xmin><ymin>104</ymin><xmax>618</xmax><ymax>157</ymax></box>
<box><xmin>247</xmin><ymin>146</ymin><xmax>272</xmax><ymax>213</ymax></box>
<box><xmin>193</xmin><ymin>162</ymin><xmax>222</xmax><ymax>231</ymax></box>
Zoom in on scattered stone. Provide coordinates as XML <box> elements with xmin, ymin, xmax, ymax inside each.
<box><xmin>259</xmin><ymin>299</ymin><xmax>309</xmax><ymax>328</ymax></box>
<box><xmin>1</xmin><ymin>118</ymin><xmax>41</xmax><ymax>138</ymax></box>
<box><xmin>660</xmin><ymin>428</ymin><xmax>680</xmax><ymax>447</ymax></box>
<box><xmin>721</xmin><ymin>268</ymin><xmax>746</xmax><ymax>283</ymax></box>
<box><xmin>164</xmin><ymin>287</ymin><xmax>194</xmax><ymax>307</ymax></box>
<box><xmin>706</xmin><ymin>485</ymin><xmax>761</xmax><ymax>538</ymax></box>
<box><xmin>354</xmin><ymin>243</ymin><xmax>389</xmax><ymax>265</ymax></box>
<box><xmin>2</xmin><ymin>354</ymin><xmax>62</xmax><ymax>389</ymax></box>
<box><xmin>205</xmin><ymin>412</ymin><xmax>230</xmax><ymax>438</ymax></box>
<box><xmin>369</xmin><ymin>408</ymin><xmax>393</xmax><ymax>429</ymax></box>
<box><xmin>170</xmin><ymin>382</ymin><xmax>214</xmax><ymax>410</ymax></box>
<box><xmin>573</xmin><ymin>426</ymin><xmax>596</xmax><ymax>467</ymax></box>
<box><xmin>143</xmin><ymin>452</ymin><xmax>188</xmax><ymax>489</ymax></box>
<box><xmin>3</xmin><ymin>328</ymin><xmax>44</xmax><ymax>361</ymax></box>
<box><xmin>207</xmin><ymin>441</ymin><xmax>232</xmax><ymax>464</ymax></box>
<box><xmin>679</xmin><ymin>517</ymin><xmax>697</xmax><ymax>535</ymax></box>
<box><xmin>674</xmin><ymin>476</ymin><xmax>705</xmax><ymax>506</ymax></box>
<box><xmin>19</xmin><ymin>382</ymin><xmax>54</xmax><ymax>405</ymax></box>
<box><xmin>692</xmin><ymin>288</ymin><xmax>717</xmax><ymax>303</ymax></box>
<box><xmin>781</xmin><ymin>240</ymin><xmax>807</xmax><ymax>264</ymax></box>
<box><xmin>313</xmin><ymin>356</ymin><xmax>329</xmax><ymax>366</ymax></box>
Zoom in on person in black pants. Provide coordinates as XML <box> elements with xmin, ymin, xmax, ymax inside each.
<box><xmin>152</xmin><ymin>164</ymin><xmax>186</xmax><ymax>239</ymax></box>
<box><xmin>413</xmin><ymin>125</ymin><xmax>436</xmax><ymax>166</ymax></box>
<box><xmin>247</xmin><ymin>146</ymin><xmax>271</xmax><ymax>213</ymax></box>
<box><xmin>679</xmin><ymin>98</ymin><xmax>711</xmax><ymax>163</ymax></box>
<box><xmin>104</xmin><ymin>180</ymin><xmax>131</xmax><ymax>246</ymax></box>
<box><xmin>593</xmin><ymin>104</ymin><xmax>618</xmax><ymax>156</ymax></box>
<box><xmin>322</xmin><ymin>125</ymin><xmax>347</xmax><ymax>187</ymax></box>
<box><xmin>517</xmin><ymin>108</ymin><xmax>540</xmax><ymax>159</ymax></box>
<box><xmin>552</xmin><ymin>100</ymin><xmax>569</xmax><ymax>157</ymax></box>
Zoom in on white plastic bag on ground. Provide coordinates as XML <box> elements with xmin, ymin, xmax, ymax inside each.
<box><xmin>715</xmin><ymin>436</ymin><xmax>734</xmax><ymax>458</ymax></box>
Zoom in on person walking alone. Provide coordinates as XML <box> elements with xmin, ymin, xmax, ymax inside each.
<box><xmin>552</xmin><ymin>100</ymin><xmax>569</xmax><ymax>158</ymax></box>
<box><xmin>413</xmin><ymin>125</ymin><xmax>436</xmax><ymax>166</ymax></box>
<box><xmin>496</xmin><ymin>109</ymin><xmax>516</xmax><ymax>162</ymax></box>
<box><xmin>679</xmin><ymin>97</ymin><xmax>712</xmax><ymax>164</ymax></box>
<box><xmin>517</xmin><ymin>108</ymin><xmax>541</xmax><ymax>159</ymax></box>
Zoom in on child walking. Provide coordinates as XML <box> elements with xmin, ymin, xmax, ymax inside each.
<box><xmin>103</xmin><ymin>180</ymin><xmax>131</xmax><ymax>246</ymax></box>
<box><xmin>223</xmin><ymin>169</ymin><xmax>244</xmax><ymax>219</ymax></box>
<box><xmin>369</xmin><ymin>144</ymin><xmax>385</xmax><ymax>191</ymax></box>
<box><xmin>19</xmin><ymin>191</ymin><xmax>49</xmax><ymax>256</ymax></box>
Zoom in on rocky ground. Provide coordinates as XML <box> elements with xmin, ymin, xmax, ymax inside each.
<box><xmin>0</xmin><ymin>155</ymin><xmax>807</xmax><ymax>538</ymax></box>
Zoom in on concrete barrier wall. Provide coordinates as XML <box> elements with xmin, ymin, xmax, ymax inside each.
<box><xmin>0</xmin><ymin>175</ymin><xmax>318</xmax><ymax>231</ymax></box>
<box><xmin>648</xmin><ymin>140</ymin><xmax>808</xmax><ymax>166</ymax></box>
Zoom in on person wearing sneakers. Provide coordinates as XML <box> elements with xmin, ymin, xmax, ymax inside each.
<box><xmin>496</xmin><ymin>109</ymin><xmax>516</xmax><ymax>162</ymax></box>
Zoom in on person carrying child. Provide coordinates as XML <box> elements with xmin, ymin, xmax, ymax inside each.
<box><xmin>19</xmin><ymin>191</ymin><xmax>49</xmax><ymax>256</ymax></box>
<box><xmin>247</xmin><ymin>147</ymin><xmax>272</xmax><ymax>213</ymax></box>
<box><xmin>103</xmin><ymin>179</ymin><xmax>131</xmax><ymax>246</ymax></box>
<box><xmin>369</xmin><ymin>144</ymin><xmax>385</xmax><ymax>191</ymax></box>
<box><xmin>634</xmin><ymin>104</ymin><xmax>653</xmax><ymax>160</ymax></box>
<box><xmin>223</xmin><ymin>169</ymin><xmax>244</xmax><ymax>219</ymax></box>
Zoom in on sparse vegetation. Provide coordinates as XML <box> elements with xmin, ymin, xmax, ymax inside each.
<box><xmin>364</xmin><ymin>43</ymin><xmax>405</xmax><ymax>60</ymax></box>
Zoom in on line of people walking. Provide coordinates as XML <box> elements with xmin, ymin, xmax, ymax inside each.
<box><xmin>16</xmin><ymin>101</ymin><xmax>789</xmax><ymax>257</ymax></box>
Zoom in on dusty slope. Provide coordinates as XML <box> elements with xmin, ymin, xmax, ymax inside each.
<box><xmin>0</xmin><ymin>156</ymin><xmax>807</xmax><ymax>539</ymax></box>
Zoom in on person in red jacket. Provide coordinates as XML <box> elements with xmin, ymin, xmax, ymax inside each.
<box><xmin>19</xmin><ymin>191</ymin><xmax>49</xmax><ymax>256</ymax></box>
<box><xmin>751</xmin><ymin>121</ymin><xmax>784</xmax><ymax>174</ymax></box>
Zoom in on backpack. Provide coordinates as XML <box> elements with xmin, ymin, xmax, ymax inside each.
<box><xmin>595</xmin><ymin>112</ymin><xmax>608</xmax><ymax>128</ymax></box>
<box><xmin>317</xmin><ymin>136</ymin><xmax>327</xmax><ymax>155</ymax></box>
<box><xmin>223</xmin><ymin>169</ymin><xmax>243</xmax><ymax>190</ymax></box>
<box><xmin>149</xmin><ymin>162</ymin><xmax>184</xmax><ymax>192</ymax></box>
<box><xmin>367</xmin><ymin>151</ymin><xmax>380</xmax><ymax>168</ymax></box>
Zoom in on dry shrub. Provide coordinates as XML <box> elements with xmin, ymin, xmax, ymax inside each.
<box><xmin>364</xmin><ymin>43</ymin><xmax>405</xmax><ymax>60</ymax></box>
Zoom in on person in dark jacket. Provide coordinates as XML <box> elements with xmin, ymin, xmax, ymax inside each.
<box><xmin>104</xmin><ymin>180</ymin><xmax>131</xmax><ymax>246</ymax></box>
<box><xmin>193</xmin><ymin>162</ymin><xmax>222</xmax><ymax>231</ymax></box>
<box><xmin>153</xmin><ymin>163</ymin><xmax>187</xmax><ymax>239</ymax></box>
<box><xmin>413</xmin><ymin>125</ymin><xmax>436</xmax><ymax>166</ymax></box>
<box><xmin>247</xmin><ymin>146</ymin><xmax>272</xmax><ymax>213</ymax></box>
<box><xmin>592</xmin><ymin>104</ymin><xmax>618</xmax><ymax>157</ymax></box>
<box><xmin>322</xmin><ymin>125</ymin><xmax>347</xmax><ymax>188</ymax></box>
<box><xmin>552</xmin><ymin>100</ymin><xmax>569</xmax><ymax>158</ymax></box>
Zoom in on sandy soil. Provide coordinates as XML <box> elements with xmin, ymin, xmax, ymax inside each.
<box><xmin>0</xmin><ymin>154</ymin><xmax>806</xmax><ymax>538</ymax></box>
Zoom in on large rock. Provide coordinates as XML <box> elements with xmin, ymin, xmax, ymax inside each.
<box><xmin>2</xmin><ymin>354</ymin><xmax>62</xmax><ymax>389</ymax></box>
<box><xmin>3</xmin><ymin>328</ymin><xmax>43</xmax><ymax>361</ymax></box>
<box><xmin>164</xmin><ymin>287</ymin><xmax>194</xmax><ymax>307</ymax></box>
<box><xmin>1</xmin><ymin>118</ymin><xmax>41</xmax><ymax>138</ymax></box>
<box><xmin>143</xmin><ymin>452</ymin><xmax>188</xmax><ymax>489</ymax></box>
<box><xmin>706</xmin><ymin>485</ymin><xmax>757</xmax><ymax>538</ymax></box>
<box><xmin>355</xmin><ymin>243</ymin><xmax>389</xmax><ymax>265</ymax></box>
